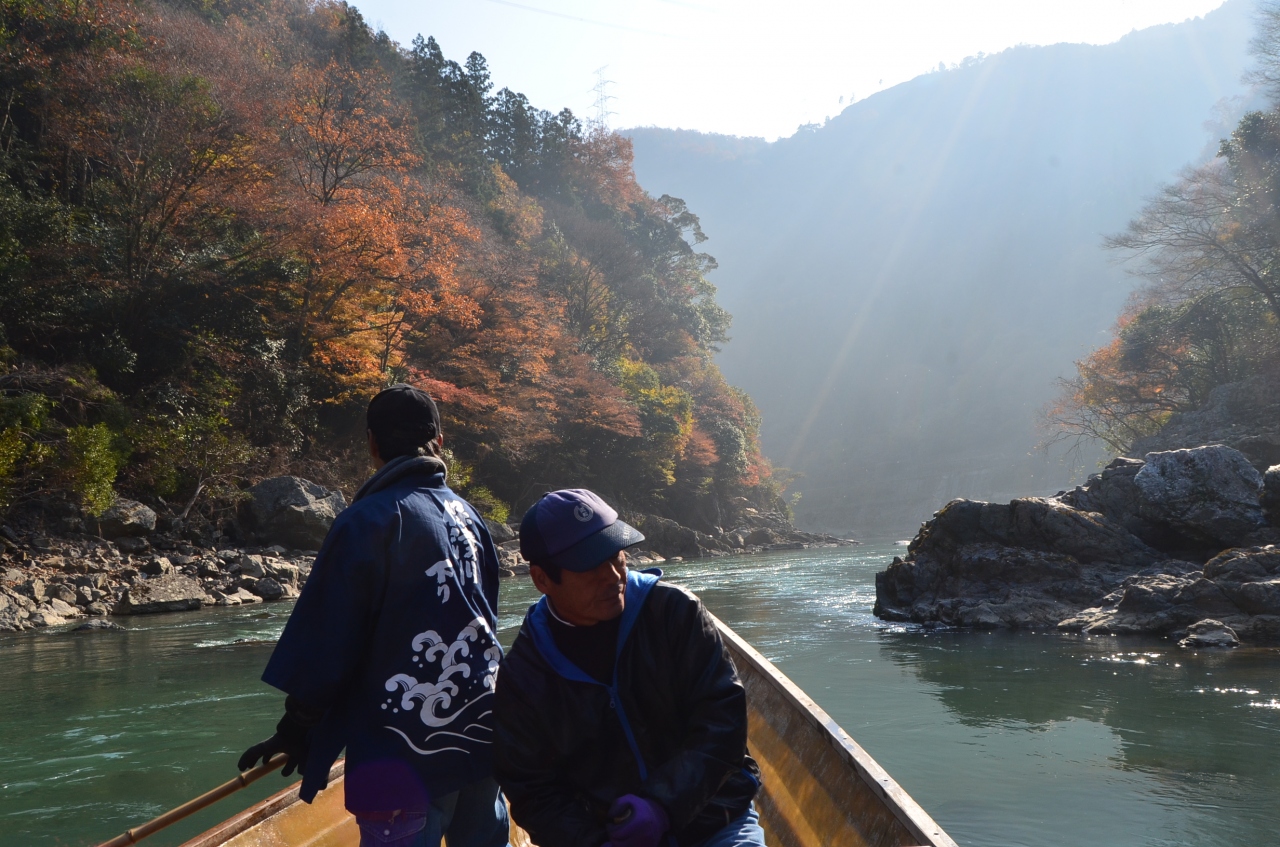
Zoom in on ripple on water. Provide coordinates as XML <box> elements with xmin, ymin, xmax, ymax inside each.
<box><xmin>193</xmin><ymin>635</ymin><xmax>284</xmax><ymax>648</ymax></box>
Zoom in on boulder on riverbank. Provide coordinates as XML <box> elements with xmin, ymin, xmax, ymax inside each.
<box><xmin>72</xmin><ymin>619</ymin><xmax>126</xmax><ymax>632</ymax></box>
<box><xmin>875</xmin><ymin>445</ymin><xmax>1280</xmax><ymax>645</ymax></box>
<box><xmin>244</xmin><ymin>476</ymin><xmax>346</xmax><ymax>549</ymax></box>
<box><xmin>114</xmin><ymin>575</ymin><xmax>208</xmax><ymax>614</ymax></box>
<box><xmin>1178</xmin><ymin>619</ymin><xmax>1240</xmax><ymax>648</ymax></box>
<box><xmin>97</xmin><ymin>498</ymin><xmax>157</xmax><ymax>538</ymax></box>
<box><xmin>0</xmin><ymin>591</ymin><xmax>26</xmax><ymax>630</ymax></box>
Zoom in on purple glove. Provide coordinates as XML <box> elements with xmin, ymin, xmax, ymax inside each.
<box><xmin>606</xmin><ymin>794</ymin><xmax>669</xmax><ymax>847</ymax></box>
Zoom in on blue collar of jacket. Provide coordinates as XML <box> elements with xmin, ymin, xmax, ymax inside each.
<box><xmin>526</xmin><ymin>568</ymin><xmax>660</xmax><ymax>685</ymax></box>
<box><xmin>352</xmin><ymin>454</ymin><xmax>447</xmax><ymax>503</ymax></box>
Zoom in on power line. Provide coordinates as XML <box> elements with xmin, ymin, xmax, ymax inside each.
<box><xmin>478</xmin><ymin>0</ymin><xmax>672</xmax><ymax>37</ymax></box>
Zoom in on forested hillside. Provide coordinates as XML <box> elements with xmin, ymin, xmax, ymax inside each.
<box><xmin>1049</xmin><ymin>2</ymin><xmax>1280</xmax><ymax>465</ymax></box>
<box><xmin>0</xmin><ymin>0</ymin><xmax>781</xmax><ymax>531</ymax></box>
<box><xmin>629</xmin><ymin>0</ymin><xmax>1255</xmax><ymax>534</ymax></box>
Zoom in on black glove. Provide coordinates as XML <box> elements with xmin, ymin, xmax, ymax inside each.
<box><xmin>238</xmin><ymin>695</ymin><xmax>323</xmax><ymax>777</ymax></box>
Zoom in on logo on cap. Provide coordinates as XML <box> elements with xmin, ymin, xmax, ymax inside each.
<box><xmin>573</xmin><ymin>503</ymin><xmax>594</xmax><ymax>522</ymax></box>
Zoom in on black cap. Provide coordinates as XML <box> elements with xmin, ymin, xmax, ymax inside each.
<box><xmin>367</xmin><ymin>384</ymin><xmax>441</xmax><ymax>460</ymax></box>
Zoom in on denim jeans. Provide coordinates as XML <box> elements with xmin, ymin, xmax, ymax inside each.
<box><xmin>356</xmin><ymin>775</ymin><xmax>509</xmax><ymax>847</ymax></box>
<box><xmin>689</xmin><ymin>805</ymin><xmax>767</xmax><ymax>847</ymax></box>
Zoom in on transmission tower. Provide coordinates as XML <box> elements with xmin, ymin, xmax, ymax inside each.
<box><xmin>591</xmin><ymin>65</ymin><xmax>616</xmax><ymax>128</ymax></box>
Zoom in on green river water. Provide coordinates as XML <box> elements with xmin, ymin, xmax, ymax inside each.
<box><xmin>2</xmin><ymin>542</ymin><xmax>1279</xmax><ymax>847</ymax></box>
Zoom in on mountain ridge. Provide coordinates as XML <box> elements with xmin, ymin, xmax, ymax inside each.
<box><xmin>626</xmin><ymin>0</ymin><xmax>1259</xmax><ymax>535</ymax></box>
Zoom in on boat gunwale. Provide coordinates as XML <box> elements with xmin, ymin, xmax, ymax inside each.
<box><xmin>711</xmin><ymin>615</ymin><xmax>959</xmax><ymax>847</ymax></box>
<box><xmin>177</xmin><ymin>761</ymin><xmax>345</xmax><ymax>847</ymax></box>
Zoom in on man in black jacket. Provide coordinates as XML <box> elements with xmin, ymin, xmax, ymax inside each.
<box><xmin>493</xmin><ymin>489</ymin><xmax>764</xmax><ymax>847</ymax></box>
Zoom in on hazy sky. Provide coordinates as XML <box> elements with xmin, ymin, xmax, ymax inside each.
<box><xmin>351</xmin><ymin>0</ymin><xmax>1231</xmax><ymax>139</ymax></box>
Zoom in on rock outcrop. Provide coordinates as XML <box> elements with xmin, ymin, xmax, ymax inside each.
<box><xmin>1132</xmin><ymin>448</ymin><xmax>1264</xmax><ymax>547</ymax></box>
<box><xmin>875</xmin><ymin>445</ymin><xmax>1280</xmax><ymax>645</ymax></box>
<box><xmin>247</xmin><ymin>576</ymin><xmax>286</xmax><ymax>601</ymax></box>
<box><xmin>0</xmin><ymin>591</ymin><xmax>25</xmax><ymax>630</ymax></box>
<box><xmin>245</xmin><ymin>476</ymin><xmax>346</xmax><ymax>549</ymax></box>
<box><xmin>72</xmin><ymin>618</ymin><xmax>126</xmax><ymax>632</ymax></box>
<box><xmin>629</xmin><ymin>514</ymin><xmax>721</xmax><ymax>560</ymax></box>
<box><xmin>1131</xmin><ymin>375</ymin><xmax>1280</xmax><ymax>470</ymax></box>
<box><xmin>484</xmin><ymin>519</ymin><xmax>516</xmax><ymax>544</ymax></box>
<box><xmin>1262</xmin><ymin>465</ymin><xmax>1280</xmax><ymax>523</ymax></box>
<box><xmin>97</xmin><ymin>498</ymin><xmax>157</xmax><ymax>538</ymax></box>
<box><xmin>626</xmin><ymin>508</ymin><xmax>853</xmax><ymax>561</ymax></box>
<box><xmin>1178</xmin><ymin>619</ymin><xmax>1240</xmax><ymax>648</ymax></box>
<box><xmin>114</xmin><ymin>574</ymin><xmax>208</xmax><ymax>614</ymax></box>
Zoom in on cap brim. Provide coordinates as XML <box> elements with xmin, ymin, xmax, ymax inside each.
<box><xmin>548</xmin><ymin>520</ymin><xmax>645</xmax><ymax>573</ymax></box>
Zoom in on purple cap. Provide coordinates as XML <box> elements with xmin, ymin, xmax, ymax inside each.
<box><xmin>519</xmin><ymin>489</ymin><xmax>645</xmax><ymax>572</ymax></box>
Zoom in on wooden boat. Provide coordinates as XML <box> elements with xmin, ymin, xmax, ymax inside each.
<box><xmin>175</xmin><ymin>618</ymin><xmax>957</xmax><ymax>847</ymax></box>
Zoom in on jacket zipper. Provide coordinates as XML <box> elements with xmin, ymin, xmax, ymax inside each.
<box><xmin>607</xmin><ymin>685</ymin><xmax>648</xmax><ymax>781</ymax></box>
<box><xmin>609</xmin><ymin>685</ymin><xmax>674</xmax><ymax>847</ymax></box>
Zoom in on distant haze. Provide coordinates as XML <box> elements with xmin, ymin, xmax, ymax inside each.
<box><xmin>351</xmin><ymin>0</ymin><xmax>1226</xmax><ymax>140</ymax></box>
<box><xmin>628</xmin><ymin>0</ymin><xmax>1257</xmax><ymax>535</ymax></box>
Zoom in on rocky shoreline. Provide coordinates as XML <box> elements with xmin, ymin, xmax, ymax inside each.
<box><xmin>874</xmin><ymin>444</ymin><xmax>1280</xmax><ymax>647</ymax></box>
<box><xmin>0</xmin><ymin>534</ymin><xmax>316</xmax><ymax>632</ymax></box>
<box><xmin>0</xmin><ymin>478</ymin><xmax>853</xmax><ymax>634</ymax></box>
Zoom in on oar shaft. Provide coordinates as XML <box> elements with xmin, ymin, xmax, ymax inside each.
<box><xmin>97</xmin><ymin>755</ymin><xmax>288</xmax><ymax>847</ymax></box>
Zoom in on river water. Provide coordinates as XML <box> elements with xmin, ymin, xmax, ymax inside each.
<box><xmin>2</xmin><ymin>542</ymin><xmax>1278</xmax><ymax>847</ymax></box>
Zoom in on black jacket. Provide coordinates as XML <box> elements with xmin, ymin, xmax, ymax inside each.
<box><xmin>493</xmin><ymin>570</ymin><xmax>760</xmax><ymax>847</ymax></box>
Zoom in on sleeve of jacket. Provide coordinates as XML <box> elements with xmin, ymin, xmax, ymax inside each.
<box><xmin>493</xmin><ymin>649</ymin><xmax>607</xmax><ymax>847</ymax></box>
<box><xmin>640</xmin><ymin>589</ymin><xmax>748</xmax><ymax>831</ymax></box>
<box><xmin>260</xmin><ymin>511</ymin><xmax>385</xmax><ymax>709</ymax></box>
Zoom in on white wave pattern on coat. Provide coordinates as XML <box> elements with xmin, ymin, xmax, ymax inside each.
<box><xmin>381</xmin><ymin>500</ymin><xmax>496</xmax><ymax>754</ymax></box>
<box><xmin>384</xmin><ymin>615</ymin><xmax>499</xmax><ymax>751</ymax></box>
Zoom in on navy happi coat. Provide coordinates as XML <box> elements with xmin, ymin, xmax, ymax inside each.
<box><xmin>262</xmin><ymin>457</ymin><xmax>502</xmax><ymax>813</ymax></box>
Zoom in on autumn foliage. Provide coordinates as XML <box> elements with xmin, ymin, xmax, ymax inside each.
<box><xmin>1045</xmin><ymin>109</ymin><xmax>1280</xmax><ymax>455</ymax></box>
<box><xmin>0</xmin><ymin>0</ymin><xmax>782</xmax><ymax>529</ymax></box>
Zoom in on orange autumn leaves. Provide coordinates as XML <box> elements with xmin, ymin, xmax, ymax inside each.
<box><xmin>0</xmin><ymin>0</ymin><xmax>784</xmax><ymax>521</ymax></box>
<box><xmin>32</xmin><ymin>2</ymin><xmax>481</xmax><ymax>400</ymax></box>
<box><xmin>272</xmin><ymin>56</ymin><xmax>477</xmax><ymax>401</ymax></box>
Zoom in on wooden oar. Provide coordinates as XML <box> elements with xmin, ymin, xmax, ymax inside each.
<box><xmin>96</xmin><ymin>755</ymin><xmax>288</xmax><ymax>847</ymax></box>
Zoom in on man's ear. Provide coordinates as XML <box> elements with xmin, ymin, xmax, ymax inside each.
<box><xmin>529</xmin><ymin>564</ymin><xmax>551</xmax><ymax>595</ymax></box>
<box><xmin>367</xmin><ymin>429</ymin><xmax>381</xmax><ymax>462</ymax></box>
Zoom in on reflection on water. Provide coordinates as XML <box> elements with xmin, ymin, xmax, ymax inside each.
<box><xmin>1</xmin><ymin>544</ymin><xmax>1278</xmax><ymax>847</ymax></box>
<box><xmin>874</xmin><ymin>630</ymin><xmax>1280</xmax><ymax>846</ymax></box>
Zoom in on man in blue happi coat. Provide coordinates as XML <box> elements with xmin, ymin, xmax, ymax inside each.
<box><xmin>239</xmin><ymin>384</ymin><xmax>509</xmax><ymax>847</ymax></box>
